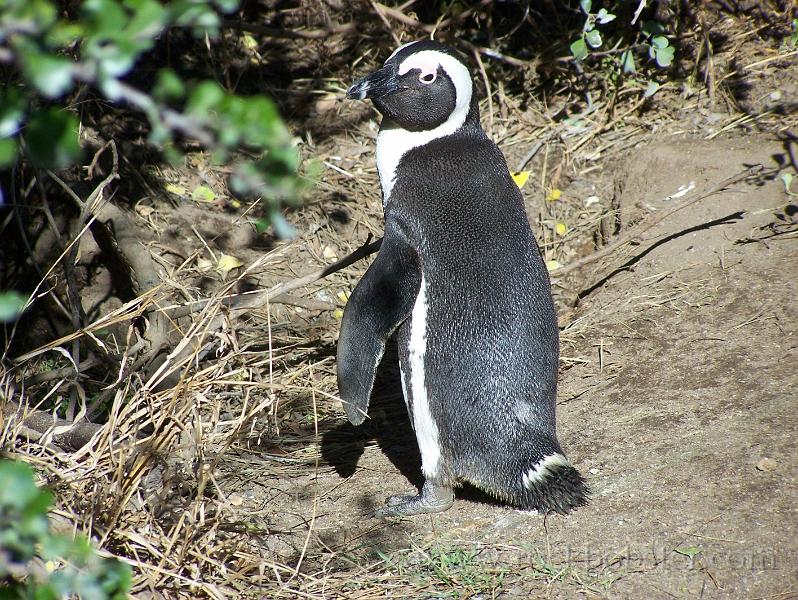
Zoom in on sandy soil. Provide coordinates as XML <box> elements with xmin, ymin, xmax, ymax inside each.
<box><xmin>222</xmin><ymin>134</ymin><xmax>798</xmax><ymax>599</ymax></box>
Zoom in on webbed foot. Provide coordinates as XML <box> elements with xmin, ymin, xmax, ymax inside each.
<box><xmin>375</xmin><ymin>480</ymin><xmax>454</xmax><ymax>517</ymax></box>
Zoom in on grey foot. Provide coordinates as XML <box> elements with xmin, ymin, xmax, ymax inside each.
<box><xmin>375</xmin><ymin>480</ymin><xmax>454</xmax><ymax>518</ymax></box>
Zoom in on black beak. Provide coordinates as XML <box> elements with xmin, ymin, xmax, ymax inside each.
<box><xmin>346</xmin><ymin>65</ymin><xmax>400</xmax><ymax>100</ymax></box>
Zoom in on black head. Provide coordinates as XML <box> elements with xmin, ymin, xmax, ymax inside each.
<box><xmin>347</xmin><ymin>40</ymin><xmax>474</xmax><ymax>133</ymax></box>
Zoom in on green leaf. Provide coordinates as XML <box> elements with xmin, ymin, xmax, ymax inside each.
<box><xmin>214</xmin><ymin>0</ymin><xmax>240</xmax><ymax>12</ymax></box>
<box><xmin>674</xmin><ymin>546</ymin><xmax>703</xmax><ymax>559</ymax></box>
<box><xmin>191</xmin><ymin>184</ymin><xmax>216</xmax><ymax>203</ymax></box>
<box><xmin>642</xmin><ymin>20</ymin><xmax>665</xmax><ymax>37</ymax></box>
<box><xmin>24</xmin><ymin>109</ymin><xmax>82</xmax><ymax>169</ymax></box>
<box><xmin>0</xmin><ymin>291</ymin><xmax>27</xmax><ymax>322</ymax></box>
<box><xmin>596</xmin><ymin>9</ymin><xmax>616</xmax><ymax>24</ymax></box>
<box><xmin>586</xmin><ymin>29</ymin><xmax>603</xmax><ymax>49</ymax></box>
<box><xmin>0</xmin><ymin>90</ymin><xmax>26</xmax><ymax>138</ymax></box>
<box><xmin>651</xmin><ymin>35</ymin><xmax>670</xmax><ymax>49</ymax></box>
<box><xmin>41</xmin><ymin>535</ymin><xmax>73</xmax><ymax>561</ymax></box>
<box><xmin>0</xmin><ymin>138</ymin><xmax>17</xmax><ymax>167</ymax></box>
<box><xmin>621</xmin><ymin>49</ymin><xmax>636</xmax><ymax>74</ymax></box>
<box><xmin>126</xmin><ymin>0</ymin><xmax>166</xmax><ymax>41</ymax></box>
<box><xmin>19</xmin><ymin>49</ymin><xmax>75</xmax><ymax>98</ymax></box>
<box><xmin>152</xmin><ymin>68</ymin><xmax>186</xmax><ymax>101</ymax></box>
<box><xmin>172</xmin><ymin>3</ymin><xmax>221</xmax><ymax>33</ymax></box>
<box><xmin>0</xmin><ymin>460</ymin><xmax>39</xmax><ymax>506</ymax></box>
<box><xmin>45</xmin><ymin>21</ymin><xmax>84</xmax><ymax>47</ymax></box>
<box><xmin>570</xmin><ymin>37</ymin><xmax>588</xmax><ymax>61</ymax></box>
<box><xmin>98</xmin><ymin>558</ymin><xmax>133</xmax><ymax>598</ymax></box>
<box><xmin>580</xmin><ymin>0</ymin><xmax>592</xmax><ymax>15</ymax></box>
<box><xmin>655</xmin><ymin>45</ymin><xmax>675</xmax><ymax>67</ymax></box>
<box><xmin>643</xmin><ymin>81</ymin><xmax>660</xmax><ymax>97</ymax></box>
<box><xmin>781</xmin><ymin>172</ymin><xmax>797</xmax><ymax>196</ymax></box>
<box><xmin>82</xmin><ymin>0</ymin><xmax>128</xmax><ymax>36</ymax></box>
<box><xmin>186</xmin><ymin>80</ymin><xmax>225</xmax><ymax>115</ymax></box>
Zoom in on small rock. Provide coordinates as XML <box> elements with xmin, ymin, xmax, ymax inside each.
<box><xmin>584</xmin><ymin>195</ymin><xmax>600</xmax><ymax>207</ymax></box>
<box><xmin>228</xmin><ymin>493</ymin><xmax>244</xmax><ymax>507</ymax></box>
<box><xmin>756</xmin><ymin>457</ymin><xmax>778</xmax><ymax>472</ymax></box>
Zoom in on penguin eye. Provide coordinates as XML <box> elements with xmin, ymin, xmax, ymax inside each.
<box><xmin>419</xmin><ymin>71</ymin><xmax>437</xmax><ymax>85</ymax></box>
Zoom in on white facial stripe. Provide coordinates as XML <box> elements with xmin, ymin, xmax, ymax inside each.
<box><xmin>385</xmin><ymin>40</ymin><xmax>420</xmax><ymax>63</ymax></box>
<box><xmin>521</xmin><ymin>453</ymin><xmax>571</xmax><ymax>488</ymax></box>
<box><xmin>398</xmin><ymin>54</ymin><xmax>438</xmax><ymax>79</ymax></box>
<box><xmin>397</xmin><ymin>51</ymin><xmax>472</xmax><ymax>115</ymax></box>
<box><xmin>407</xmin><ymin>276</ymin><xmax>440</xmax><ymax>478</ymax></box>
<box><xmin>376</xmin><ymin>49</ymin><xmax>473</xmax><ymax>202</ymax></box>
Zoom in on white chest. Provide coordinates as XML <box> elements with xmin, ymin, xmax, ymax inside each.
<box><xmin>375</xmin><ymin>110</ymin><xmax>469</xmax><ymax>205</ymax></box>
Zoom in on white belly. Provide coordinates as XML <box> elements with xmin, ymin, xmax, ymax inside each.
<box><xmin>403</xmin><ymin>276</ymin><xmax>441</xmax><ymax>478</ymax></box>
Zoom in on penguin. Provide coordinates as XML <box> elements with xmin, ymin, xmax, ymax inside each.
<box><xmin>336</xmin><ymin>40</ymin><xmax>588</xmax><ymax>517</ymax></box>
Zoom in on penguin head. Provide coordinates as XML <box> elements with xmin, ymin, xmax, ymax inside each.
<box><xmin>347</xmin><ymin>40</ymin><xmax>475</xmax><ymax>133</ymax></box>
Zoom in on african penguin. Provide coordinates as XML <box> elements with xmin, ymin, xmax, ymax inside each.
<box><xmin>337</xmin><ymin>40</ymin><xmax>589</xmax><ymax>517</ymax></box>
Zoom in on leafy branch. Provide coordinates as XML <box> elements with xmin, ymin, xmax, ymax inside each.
<box><xmin>0</xmin><ymin>460</ymin><xmax>131</xmax><ymax>599</ymax></box>
<box><xmin>0</xmin><ymin>0</ymin><xmax>303</xmax><ymax>230</ymax></box>
<box><xmin>568</xmin><ymin>0</ymin><xmax>676</xmax><ymax>97</ymax></box>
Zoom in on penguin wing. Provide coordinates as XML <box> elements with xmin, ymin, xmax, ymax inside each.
<box><xmin>336</xmin><ymin>224</ymin><xmax>421</xmax><ymax>425</ymax></box>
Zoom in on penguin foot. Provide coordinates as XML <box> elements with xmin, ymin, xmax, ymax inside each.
<box><xmin>375</xmin><ymin>480</ymin><xmax>454</xmax><ymax>517</ymax></box>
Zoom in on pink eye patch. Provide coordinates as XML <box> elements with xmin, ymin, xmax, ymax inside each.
<box><xmin>399</xmin><ymin>55</ymin><xmax>439</xmax><ymax>81</ymax></box>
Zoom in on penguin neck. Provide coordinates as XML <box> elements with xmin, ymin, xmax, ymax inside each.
<box><xmin>376</xmin><ymin>97</ymin><xmax>482</xmax><ymax>206</ymax></box>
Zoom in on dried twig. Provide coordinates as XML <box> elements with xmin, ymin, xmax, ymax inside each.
<box><xmin>164</xmin><ymin>235</ymin><xmax>382</xmax><ymax>321</ymax></box>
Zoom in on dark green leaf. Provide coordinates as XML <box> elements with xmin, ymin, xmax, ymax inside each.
<box><xmin>98</xmin><ymin>558</ymin><xmax>133</xmax><ymax>598</ymax></box>
<box><xmin>570</xmin><ymin>37</ymin><xmax>588</xmax><ymax>61</ymax></box>
<box><xmin>24</xmin><ymin>109</ymin><xmax>83</xmax><ymax>169</ymax></box>
<box><xmin>642</xmin><ymin>20</ymin><xmax>665</xmax><ymax>37</ymax></box>
<box><xmin>0</xmin><ymin>138</ymin><xmax>17</xmax><ymax>167</ymax></box>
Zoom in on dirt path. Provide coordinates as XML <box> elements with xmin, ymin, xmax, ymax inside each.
<box><xmin>231</xmin><ymin>135</ymin><xmax>797</xmax><ymax>598</ymax></box>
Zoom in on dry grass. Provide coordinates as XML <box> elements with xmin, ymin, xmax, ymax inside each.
<box><xmin>2</xmin><ymin>3</ymin><xmax>797</xmax><ymax>597</ymax></box>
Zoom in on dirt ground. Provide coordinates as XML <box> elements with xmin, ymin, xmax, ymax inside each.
<box><xmin>218</xmin><ymin>134</ymin><xmax>796</xmax><ymax>599</ymax></box>
<box><xmin>4</xmin><ymin>6</ymin><xmax>798</xmax><ymax>599</ymax></box>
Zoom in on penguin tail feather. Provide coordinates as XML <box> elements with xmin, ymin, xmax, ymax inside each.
<box><xmin>518</xmin><ymin>453</ymin><xmax>590</xmax><ymax>515</ymax></box>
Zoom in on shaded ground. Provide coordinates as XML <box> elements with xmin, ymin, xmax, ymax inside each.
<box><xmin>219</xmin><ymin>135</ymin><xmax>797</xmax><ymax>598</ymax></box>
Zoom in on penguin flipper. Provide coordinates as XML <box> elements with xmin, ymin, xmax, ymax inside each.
<box><xmin>336</xmin><ymin>226</ymin><xmax>421</xmax><ymax>425</ymax></box>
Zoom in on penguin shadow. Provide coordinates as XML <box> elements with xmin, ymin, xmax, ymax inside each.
<box><xmin>321</xmin><ymin>340</ymin><xmax>423</xmax><ymax>491</ymax></box>
<box><xmin>320</xmin><ymin>340</ymin><xmax>504</xmax><ymax>510</ymax></box>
